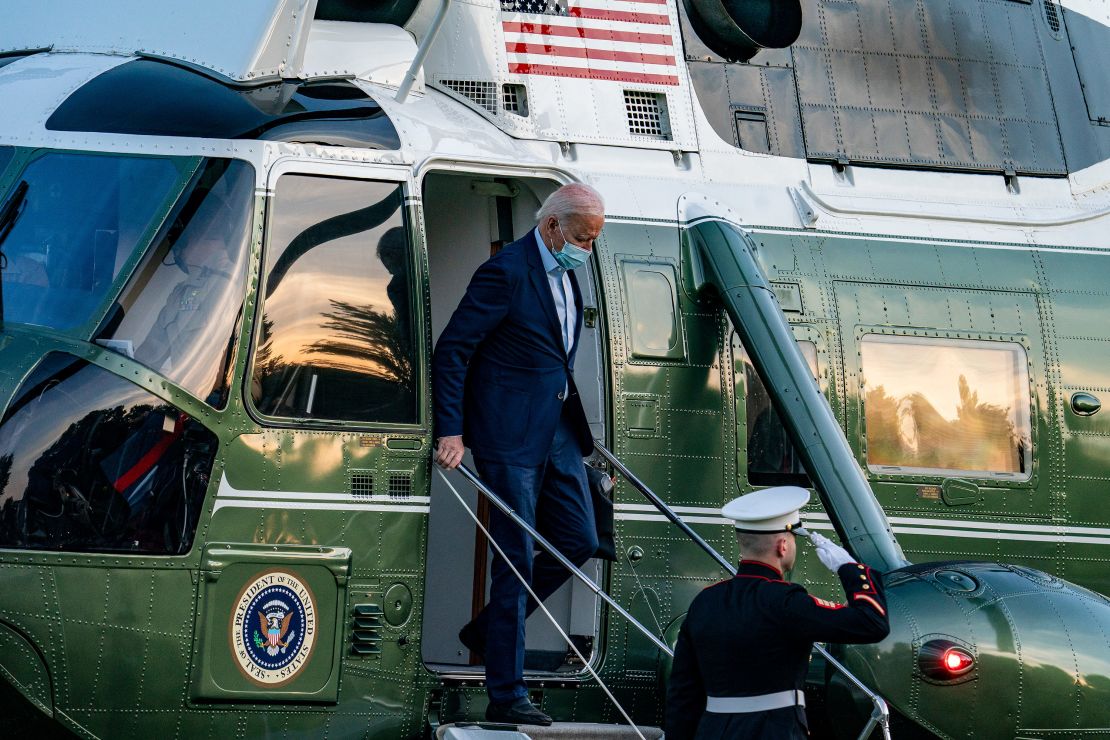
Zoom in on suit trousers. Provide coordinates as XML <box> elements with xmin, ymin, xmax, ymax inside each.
<box><xmin>472</xmin><ymin>407</ymin><xmax>598</xmax><ymax>703</ymax></box>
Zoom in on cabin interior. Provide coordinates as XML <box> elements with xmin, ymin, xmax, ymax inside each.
<box><xmin>419</xmin><ymin>171</ymin><xmax>608</xmax><ymax>675</ymax></box>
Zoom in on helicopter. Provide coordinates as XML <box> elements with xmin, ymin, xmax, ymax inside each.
<box><xmin>2</xmin><ymin>0</ymin><xmax>1110</xmax><ymax>738</ymax></box>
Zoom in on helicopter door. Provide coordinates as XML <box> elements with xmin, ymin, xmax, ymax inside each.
<box><xmin>190</xmin><ymin>160</ymin><xmax>430</xmax><ymax>702</ymax></box>
<box><xmin>419</xmin><ymin>170</ymin><xmax>607</xmax><ymax>676</ymax></box>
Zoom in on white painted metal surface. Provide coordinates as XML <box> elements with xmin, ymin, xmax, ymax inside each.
<box><xmin>0</xmin><ymin>2</ymin><xmax>1106</xmax><ymax>253</ymax></box>
<box><xmin>299</xmin><ymin>21</ymin><xmax>421</xmax><ymax>90</ymax></box>
<box><xmin>0</xmin><ymin>0</ymin><xmax>316</xmax><ymax>82</ymax></box>
<box><xmin>419</xmin><ymin>0</ymin><xmax>698</xmax><ymax>152</ymax></box>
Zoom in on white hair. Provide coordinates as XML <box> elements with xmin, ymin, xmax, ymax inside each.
<box><xmin>536</xmin><ymin>183</ymin><xmax>605</xmax><ymax>223</ymax></box>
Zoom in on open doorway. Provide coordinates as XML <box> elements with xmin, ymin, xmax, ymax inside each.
<box><xmin>419</xmin><ymin>171</ymin><xmax>608</xmax><ymax>676</ymax></box>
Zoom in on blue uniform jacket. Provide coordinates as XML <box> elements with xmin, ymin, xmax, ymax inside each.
<box><xmin>432</xmin><ymin>230</ymin><xmax>593</xmax><ymax>466</ymax></box>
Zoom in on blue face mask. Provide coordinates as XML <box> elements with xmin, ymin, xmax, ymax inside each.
<box><xmin>553</xmin><ymin>223</ymin><xmax>591</xmax><ymax>271</ymax></box>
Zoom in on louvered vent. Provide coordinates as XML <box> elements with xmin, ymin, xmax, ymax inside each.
<box><xmin>1043</xmin><ymin>0</ymin><xmax>1061</xmax><ymax>34</ymax></box>
<box><xmin>388</xmin><ymin>472</ymin><xmax>413</xmax><ymax>500</ymax></box>
<box><xmin>440</xmin><ymin>79</ymin><xmax>498</xmax><ymax>115</ymax></box>
<box><xmin>624</xmin><ymin>90</ymin><xmax>671</xmax><ymax>140</ymax></box>
<box><xmin>502</xmin><ymin>83</ymin><xmax>528</xmax><ymax>116</ymax></box>
<box><xmin>350</xmin><ymin>603</ymin><xmax>383</xmax><ymax>657</ymax></box>
<box><xmin>350</xmin><ymin>470</ymin><xmax>373</xmax><ymax>498</ymax></box>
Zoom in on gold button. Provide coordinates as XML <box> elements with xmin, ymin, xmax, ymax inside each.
<box><xmin>860</xmin><ymin>575</ymin><xmax>867</xmax><ymax>581</ymax></box>
<box><xmin>862</xmin><ymin>584</ymin><xmax>870</xmax><ymax>590</ymax></box>
<box><xmin>857</xmin><ymin>564</ymin><xmax>865</xmax><ymax>570</ymax></box>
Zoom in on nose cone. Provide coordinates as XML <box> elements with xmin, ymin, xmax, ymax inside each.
<box><xmin>830</xmin><ymin>562</ymin><xmax>1110</xmax><ymax>737</ymax></box>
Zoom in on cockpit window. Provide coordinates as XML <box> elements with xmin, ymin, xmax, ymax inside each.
<box><xmin>0</xmin><ymin>146</ymin><xmax>12</xmax><ymax>177</ymax></box>
<box><xmin>0</xmin><ymin>354</ymin><xmax>218</xmax><ymax>554</ymax></box>
<box><xmin>0</xmin><ymin>151</ymin><xmax>184</xmax><ymax>330</ymax></box>
<box><xmin>96</xmin><ymin>159</ymin><xmax>254</xmax><ymax>409</ymax></box>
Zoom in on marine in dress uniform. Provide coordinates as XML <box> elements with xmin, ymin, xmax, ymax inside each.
<box><xmin>665</xmin><ymin>487</ymin><xmax>890</xmax><ymax>739</ymax></box>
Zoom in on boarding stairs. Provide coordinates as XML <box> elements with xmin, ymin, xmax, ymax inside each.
<box><xmin>432</xmin><ymin>443</ymin><xmax>892</xmax><ymax>740</ymax></box>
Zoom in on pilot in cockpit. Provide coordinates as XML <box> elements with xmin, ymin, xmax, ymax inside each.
<box><xmin>136</xmin><ymin>196</ymin><xmax>237</xmax><ymax>376</ymax></box>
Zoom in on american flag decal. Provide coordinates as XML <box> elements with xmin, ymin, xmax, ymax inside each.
<box><xmin>501</xmin><ymin>0</ymin><xmax>680</xmax><ymax>86</ymax></box>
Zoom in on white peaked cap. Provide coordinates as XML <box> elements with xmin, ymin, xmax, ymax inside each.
<box><xmin>721</xmin><ymin>487</ymin><xmax>811</xmax><ymax>533</ymax></box>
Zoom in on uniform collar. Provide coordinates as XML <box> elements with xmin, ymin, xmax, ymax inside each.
<box><xmin>737</xmin><ymin>560</ymin><xmax>784</xmax><ymax>579</ymax></box>
<box><xmin>534</xmin><ymin>226</ymin><xmax>564</xmax><ymax>276</ymax></box>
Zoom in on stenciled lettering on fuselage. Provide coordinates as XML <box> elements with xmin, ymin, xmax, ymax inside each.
<box><xmin>230</xmin><ymin>571</ymin><xmax>317</xmax><ymax>686</ymax></box>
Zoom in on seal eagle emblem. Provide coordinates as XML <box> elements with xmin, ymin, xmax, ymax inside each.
<box><xmin>230</xmin><ymin>570</ymin><xmax>317</xmax><ymax>686</ymax></box>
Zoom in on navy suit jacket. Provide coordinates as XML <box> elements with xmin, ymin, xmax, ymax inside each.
<box><xmin>432</xmin><ymin>230</ymin><xmax>593</xmax><ymax>466</ymax></box>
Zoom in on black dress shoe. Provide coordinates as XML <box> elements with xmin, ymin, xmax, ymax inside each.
<box><xmin>458</xmin><ymin>620</ymin><xmax>486</xmax><ymax>660</ymax></box>
<box><xmin>486</xmin><ymin>697</ymin><xmax>553</xmax><ymax>726</ymax></box>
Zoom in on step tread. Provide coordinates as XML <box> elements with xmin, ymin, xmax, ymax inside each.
<box><xmin>437</xmin><ymin>722</ymin><xmax>664</xmax><ymax>740</ymax></box>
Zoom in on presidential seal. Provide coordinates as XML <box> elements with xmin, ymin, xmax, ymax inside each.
<box><xmin>230</xmin><ymin>571</ymin><xmax>316</xmax><ymax>686</ymax></box>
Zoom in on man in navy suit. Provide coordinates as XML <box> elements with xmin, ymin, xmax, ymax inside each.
<box><xmin>433</xmin><ymin>183</ymin><xmax>604</xmax><ymax>726</ymax></box>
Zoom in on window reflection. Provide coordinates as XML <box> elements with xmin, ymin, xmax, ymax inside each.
<box><xmin>0</xmin><ymin>152</ymin><xmax>183</xmax><ymax>330</ymax></box>
<box><xmin>251</xmin><ymin>175</ymin><xmax>417</xmax><ymax>424</ymax></box>
<box><xmin>741</xmin><ymin>339</ymin><xmax>818</xmax><ymax>486</ymax></box>
<box><xmin>97</xmin><ymin>159</ymin><xmax>254</xmax><ymax>408</ymax></box>
<box><xmin>861</xmin><ymin>335</ymin><xmax>1031</xmax><ymax>477</ymax></box>
<box><xmin>0</xmin><ymin>354</ymin><xmax>218</xmax><ymax>554</ymax></box>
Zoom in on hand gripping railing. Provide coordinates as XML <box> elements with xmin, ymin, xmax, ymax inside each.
<box><xmin>594</xmin><ymin>441</ymin><xmax>892</xmax><ymax>740</ymax></box>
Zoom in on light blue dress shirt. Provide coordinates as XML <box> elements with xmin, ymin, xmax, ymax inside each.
<box><xmin>534</xmin><ymin>227</ymin><xmax>576</xmax><ymax>355</ymax></box>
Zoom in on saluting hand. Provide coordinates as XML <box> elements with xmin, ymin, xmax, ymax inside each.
<box><xmin>809</xmin><ymin>531</ymin><xmax>855</xmax><ymax>572</ymax></box>
<box><xmin>435</xmin><ymin>435</ymin><xmax>465</xmax><ymax>470</ymax></box>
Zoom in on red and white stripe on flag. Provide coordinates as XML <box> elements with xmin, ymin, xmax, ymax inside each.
<box><xmin>501</xmin><ymin>0</ymin><xmax>680</xmax><ymax>86</ymax></box>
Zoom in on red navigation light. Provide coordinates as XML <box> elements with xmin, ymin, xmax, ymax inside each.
<box><xmin>919</xmin><ymin>639</ymin><xmax>976</xmax><ymax>682</ymax></box>
<box><xmin>943</xmin><ymin>649</ymin><xmax>973</xmax><ymax>673</ymax></box>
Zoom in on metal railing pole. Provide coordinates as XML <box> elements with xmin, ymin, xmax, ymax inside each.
<box><xmin>815</xmin><ymin>644</ymin><xmax>891</xmax><ymax>740</ymax></box>
<box><xmin>453</xmin><ymin>463</ymin><xmax>674</xmax><ymax>657</ymax></box>
<box><xmin>594</xmin><ymin>441</ymin><xmax>736</xmax><ymax>575</ymax></box>
<box><xmin>594</xmin><ymin>444</ymin><xmax>893</xmax><ymax>737</ymax></box>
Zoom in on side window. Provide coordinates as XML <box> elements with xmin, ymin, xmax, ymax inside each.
<box><xmin>739</xmin><ymin>338</ymin><xmax>818</xmax><ymax>486</ymax></box>
<box><xmin>0</xmin><ymin>354</ymin><xmax>218</xmax><ymax>554</ymax></box>
<box><xmin>620</xmin><ymin>259</ymin><xmax>685</xmax><ymax>361</ymax></box>
<box><xmin>251</xmin><ymin>174</ymin><xmax>418</xmax><ymax>424</ymax></box>
<box><xmin>860</xmin><ymin>335</ymin><xmax>1032</xmax><ymax>479</ymax></box>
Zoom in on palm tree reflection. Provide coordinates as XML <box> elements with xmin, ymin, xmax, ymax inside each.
<box><xmin>866</xmin><ymin>375</ymin><xmax>1027</xmax><ymax>473</ymax></box>
<box><xmin>306</xmin><ymin>299</ymin><xmax>413</xmax><ymax>387</ymax></box>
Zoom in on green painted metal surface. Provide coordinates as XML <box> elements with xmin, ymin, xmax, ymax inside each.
<box><xmin>5</xmin><ymin>149</ymin><xmax>1110</xmax><ymax>739</ymax></box>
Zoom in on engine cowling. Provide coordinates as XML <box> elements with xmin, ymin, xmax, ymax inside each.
<box><xmin>828</xmin><ymin>561</ymin><xmax>1110</xmax><ymax>738</ymax></box>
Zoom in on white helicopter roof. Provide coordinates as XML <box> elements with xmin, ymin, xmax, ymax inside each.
<box><xmin>0</xmin><ymin>0</ymin><xmax>329</xmax><ymax>83</ymax></box>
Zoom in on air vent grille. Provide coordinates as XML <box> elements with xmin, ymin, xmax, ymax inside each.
<box><xmin>388</xmin><ymin>472</ymin><xmax>413</xmax><ymax>500</ymax></box>
<box><xmin>350</xmin><ymin>603</ymin><xmax>382</xmax><ymax>658</ymax></box>
<box><xmin>350</xmin><ymin>470</ymin><xmax>373</xmax><ymax>498</ymax></box>
<box><xmin>624</xmin><ymin>90</ymin><xmax>671</xmax><ymax>140</ymax></box>
<box><xmin>440</xmin><ymin>79</ymin><xmax>498</xmax><ymax>115</ymax></box>
<box><xmin>1043</xmin><ymin>0</ymin><xmax>1061</xmax><ymax>34</ymax></box>
<box><xmin>503</xmin><ymin>83</ymin><xmax>528</xmax><ymax>116</ymax></box>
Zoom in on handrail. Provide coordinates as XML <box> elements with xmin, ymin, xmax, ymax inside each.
<box><xmin>451</xmin><ymin>463</ymin><xmax>674</xmax><ymax>657</ymax></box>
<box><xmin>815</xmin><ymin>643</ymin><xmax>892</xmax><ymax>740</ymax></box>
<box><xmin>437</xmin><ymin>468</ymin><xmax>648</xmax><ymax>740</ymax></box>
<box><xmin>595</xmin><ymin>443</ymin><xmax>892</xmax><ymax>738</ymax></box>
<box><xmin>594</xmin><ymin>441</ymin><xmax>734</xmax><ymax>574</ymax></box>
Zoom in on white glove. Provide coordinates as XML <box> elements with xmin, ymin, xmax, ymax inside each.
<box><xmin>808</xmin><ymin>532</ymin><xmax>855</xmax><ymax>573</ymax></box>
